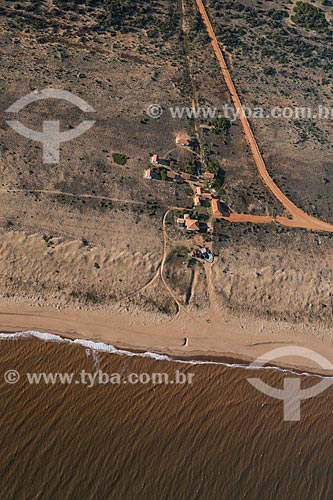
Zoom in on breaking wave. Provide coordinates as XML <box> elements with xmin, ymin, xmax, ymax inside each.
<box><xmin>0</xmin><ymin>330</ymin><xmax>332</xmax><ymax>380</ymax></box>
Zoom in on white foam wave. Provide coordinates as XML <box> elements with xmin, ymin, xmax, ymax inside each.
<box><xmin>0</xmin><ymin>330</ymin><xmax>332</xmax><ymax>380</ymax></box>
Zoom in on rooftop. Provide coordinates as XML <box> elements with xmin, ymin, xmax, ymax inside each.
<box><xmin>181</xmin><ymin>172</ymin><xmax>191</xmax><ymax>181</ymax></box>
<box><xmin>176</xmin><ymin>136</ymin><xmax>190</xmax><ymax>146</ymax></box>
<box><xmin>184</xmin><ymin>214</ymin><xmax>199</xmax><ymax>232</ymax></box>
<box><xmin>211</xmin><ymin>198</ymin><xmax>221</xmax><ymax>215</ymax></box>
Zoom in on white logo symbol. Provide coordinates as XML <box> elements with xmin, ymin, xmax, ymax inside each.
<box><xmin>146</xmin><ymin>104</ymin><xmax>163</xmax><ymax>119</ymax></box>
<box><xmin>6</xmin><ymin>88</ymin><xmax>96</xmax><ymax>164</ymax></box>
<box><xmin>247</xmin><ymin>347</ymin><xmax>333</xmax><ymax>421</ymax></box>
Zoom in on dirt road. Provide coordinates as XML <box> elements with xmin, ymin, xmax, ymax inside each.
<box><xmin>195</xmin><ymin>0</ymin><xmax>333</xmax><ymax>233</ymax></box>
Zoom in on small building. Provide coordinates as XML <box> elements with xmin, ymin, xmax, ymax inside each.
<box><xmin>177</xmin><ymin>218</ymin><xmax>185</xmax><ymax>227</ymax></box>
<box><xmin>167</xmin><ymin>171</ymin><xmax>177</xmax><ymax>180</ymax></box>
<box><xmin>176</xmin><ymin>136</ymin><xmax>190</xmax><ymax>147</ymax></box>
<box><xmin>181</xmin><ymin>172</ymin><xmax>191</xmax><ymax>181</ymax></box>
<box><xmin>204</xmin><ymin>172</ymin><xmax>215</xmax><ymax>180</ymax></box>
<box><xmin>184</xmin><ymin>214</ymin><xmax>199</xmax><ymax>232</ymax></box>
<box><xmin>144</xmin><ymin>168</ymin><xmax>152</xmax><ymax>179</ymax></box>
<box><xmin>201</xmin><ymin>192</ymin><xmax>213</xmax><ymax>200</ymax></box>
<box><xmin>193</xmin><ymin>186</ymin><xmax>213</xmax><ymax>207</ymax></box>
<box><xmin>151</xmin><ymin>154</ymin><xmax>159</xmax><ymax>165</ymax></box>
<box><xmin>194</xmin><ymin>195</ymin><xmax>201</xmax><ymax>207</ymax></box>
<box><xmin>211</xmin><ymin>198</ymin><xmax>222</xmax><ymax>216</ymax></box>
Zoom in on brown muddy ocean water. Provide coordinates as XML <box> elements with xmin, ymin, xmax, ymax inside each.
<box><xmin>0</xmin><ymin>335</ymin><xmax>332</xmax><ymax>500</ymax></box>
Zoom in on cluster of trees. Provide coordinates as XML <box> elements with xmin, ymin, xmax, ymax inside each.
<box><xmin>205</xmin><ymin>160</ymin><xmax>225</xmax><ymax>193</ymax></box>
<box><xmin>210</xmin><ymin>117</ymin><xmax>231</xmax><ymax>136</ymax></box>
<box><xmin>291</xmin><ymin>1</ymin><xmax>329</xmax><ymax>31</ymax></box>
<box><xmin>184</xmin><ymin>160</ymin><xmax>200</xmax><ymax>175</ymax></box>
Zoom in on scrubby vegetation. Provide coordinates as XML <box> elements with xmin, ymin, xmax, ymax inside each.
<box><xmin>2</xmin><ymin>0</ymin><xmax>182</xmax><ymax>41</ymax></box>
<box><xmin>208</xmin><ymin>0</ymin><xmax>332</xmax><ymax>72</ymax></box>
<box><xmin>291</xmin><ymin>1</ymin><xmax>329</xmax><ymax>31</ymax></box>
<box><xmin>210</xmin><ymin>117</ymin><xmax>231</xmax><ymax>136</ymax></box>
<box><xmin>205</xmin><ymin>160</ymin><xmax>225</xmax><ymax>193</ymax></box>
<box><xmin>184</xmin><ymin>159</ymin><xmax>199</xmax><ymax>175</ymax></box>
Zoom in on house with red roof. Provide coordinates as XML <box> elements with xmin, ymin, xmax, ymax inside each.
<box><xmin>184</xmin><ymin>214</ymin><xmax>200</xmax><ymax>232</ymax></box>
<box><xmin>211</xmin><ymin>198</ymin><xmax>222</xmax><ymax>216</ymax></box>
<box><xmin>176</xmin><ymin>136</ymin><xmax>191</xmax><ymax>147</ymax></box>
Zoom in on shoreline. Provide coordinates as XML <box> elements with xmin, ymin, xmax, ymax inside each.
<box><xmin>2</xmin><ymin>329</ymin><xmax>332</xmax><ymax>378</ymax></box>
<box><xmin>0</xmin><ymin>303</ymin><xmax>333</xmax><ymax>375</ymax></box>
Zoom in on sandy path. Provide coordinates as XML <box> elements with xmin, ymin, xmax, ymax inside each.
<box><xmin>195</xmin><ymin>0</ymin><xmax>333</xmax><ymax>233</ymax></box>
<box><xmin>160</xmin><ymin>209</ymin><xmax>200</xmax><ymax>324</ymax></box>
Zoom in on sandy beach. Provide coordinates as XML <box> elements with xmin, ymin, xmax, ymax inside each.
<box><xmin>0</xmin><ymin>303</ymin><xmax>332</xmax><ymax>375</ymax></box>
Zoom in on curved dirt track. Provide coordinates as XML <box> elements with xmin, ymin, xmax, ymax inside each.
<box><xmin>195</xmin><ymin>0</ymin><xmax>333</xmax><ymax>233</ymax></box>
<box><xmin>160</xmin><ymin>210</ymin><xmax>201</xmax><ymax>323</ymax></box>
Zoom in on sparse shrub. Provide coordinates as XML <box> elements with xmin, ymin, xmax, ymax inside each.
<box><xmin>112</xmin><ymin>153</ymin><xmax>128</xmax><ymax>165</ymax></box>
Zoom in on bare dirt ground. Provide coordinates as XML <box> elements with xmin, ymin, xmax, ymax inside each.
<box><xmin>0</xmin><ymin>0</ymin><xmax>192</xmax><ymax>316</ymax></box>
<box><xmin>206</xmin><ymin>0</ymin><xmax>333</xmax><ymax>222</ymax></box>
<box><xmin>196</xmin><ymin>0</ymin><xmax>333</xmax><ymax>232</ymax></box>
<box><xmin>0</xmin><ymin>0</ymin><xmax>332</xmax><ymax>344</ymax></box>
